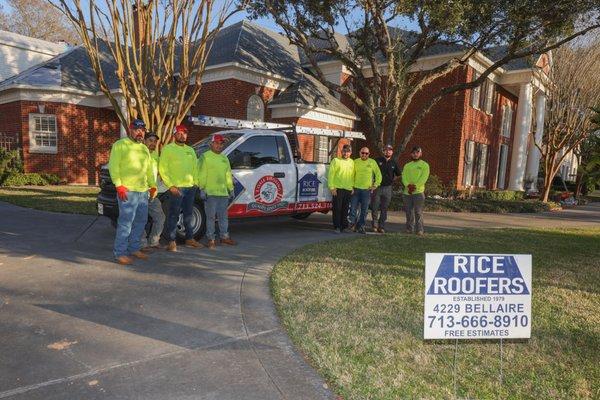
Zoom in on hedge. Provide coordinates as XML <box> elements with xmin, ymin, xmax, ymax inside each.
<box><xmin>0</xmin><ymin>172</ymin><xmax>61</xmax><ymax>187</ymax></box>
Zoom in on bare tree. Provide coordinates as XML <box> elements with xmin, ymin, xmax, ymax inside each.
<box><xmin>0</xmin><ymin>0</ymin><xmax>78</xmax><ymax>43</ymax></box>
<box><xmin>246</xmin><ymin>0</ymin><xmax>600</xmax><ymax>157</ymax></box>
<box><xmin>49</xmin><ymin>0</ymin><xmax>244</xmax><ymax>140</ymax></box>
<box><xmin>537</xmin><ymin>37</ymin><xmax>600</xmax><ymax>202</ymax></box>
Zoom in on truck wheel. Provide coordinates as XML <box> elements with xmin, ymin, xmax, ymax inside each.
<box><xmin>160</xmin><ymin>197</ymin><xmax>206</xmax><ymax>242</ymax></box>
<box><xmin>292</xmin><ymin>212</ymin><xmax>312</xmax><ymax>220</ymax></box>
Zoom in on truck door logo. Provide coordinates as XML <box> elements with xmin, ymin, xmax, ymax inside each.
<box><xmin>248</xmin><ymin>176</ymin><xmax>288</xmax><ymax>212</ymax></box>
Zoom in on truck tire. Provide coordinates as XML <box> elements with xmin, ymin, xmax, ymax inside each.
<box><xmin>161</xmin><ymin>200</ymin><xmax>207</xmax><ymax>242</ymax></box>
<box><xmin>292</xmin><ymin>212</ymin><xmax>312</xmax><ymax>220</ymax></box>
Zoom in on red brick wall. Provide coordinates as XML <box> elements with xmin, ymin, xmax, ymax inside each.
<box><xmin>188</xmin><ymin>79</ymin><xmax>278</xmax><ymax>145</ymax></box>
<box><xmin>0</xmin><ymin>102</ymin><xmax>22</xmax><ymax>151</ymax></box>
<box><xmin>355</xmin><ymin>67</ymin><xmax>467</xmax><ymax>186</ymax></box>
<box><xmin>14</xmin><ymin>101</ymin><xmax>119</xmax><ymax>184</ymax></box>
<box><xmin>458</xmin><ymin>67</ymin><xmax>518</xmax><ymax>189</ymax></box>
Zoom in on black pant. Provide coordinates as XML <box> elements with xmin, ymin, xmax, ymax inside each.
<box><xmin>332</xmin><ymin>189</ymin><xmax>352</xmax><ymax>230</ymax></box>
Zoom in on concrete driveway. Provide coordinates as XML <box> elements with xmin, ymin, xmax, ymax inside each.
<box><xmin>0</xmin><ymin>201</ymin><xmax>597</xmax><ymax>399</ymax></box>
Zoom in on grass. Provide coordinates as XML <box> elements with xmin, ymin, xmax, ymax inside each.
<box><xmin>271</xmin><ymin>228</ymin><xmax>600</xmax><ymax>399</ymax></box>
<box><xmin>0</xmin><ymin>185</ymin><xmax>99</xmax><ymax>215</ymax></box>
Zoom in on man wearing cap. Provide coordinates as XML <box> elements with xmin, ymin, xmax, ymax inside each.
<box><xmin>159</xmin><ymin>124</ymin><xmax>202</xmax><ymax>251</ymax></box>
<box><xmin>371</xmin><ymin>144</ymin><xmax>400</xmax><ymax>233</ymax></box>
<box><xmin>327</xmin><ymin>144</ymin><xmax>355</xmax><ymax>233</ymax></box>
<box><xmin>108</xmin><ymin>118</ymin><xmax>157</xmax><ymax>265</ymax></box>
<box><xmin>197</xmin><ymin>133</ymin><xmax>236</xmax><ymax>249</ymax></box>
<box><xmin>350</xmin><ymin>147</ymin><xmax>382</xmax><ymax>234</ymax></box>
<box><xmin>141</xmin><ymin>132</ymin><xmax>165</xmax><ymax>251</ymax></box>
<box><xmin>402</xmin><ymin>146</ymin><xmax>430</xmax><ymax>235</ymax></box>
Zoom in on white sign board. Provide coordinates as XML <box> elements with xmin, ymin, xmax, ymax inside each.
<box><xmin>424</xmin><ymin>253</ymin><xmax>532</xmax><ymax>340</ymax></box>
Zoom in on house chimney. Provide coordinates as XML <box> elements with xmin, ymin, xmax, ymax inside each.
<box><xmin>132</xmin><ymin>0</ymin><xmax>152</xmax><ymax>48</ymax></box>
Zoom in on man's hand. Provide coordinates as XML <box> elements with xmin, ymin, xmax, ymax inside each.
<box><xmin>169</xmin><ymin>186</ymin><xmax>181</xmax><ymax>197</ymax></box>
<box><xmin>149</xmin><ymin>187</ymin><xmax>157</xmax><ymax>199</ymax></box>
<box><xmin>370</xmin><ymin>185</ymin><xmax>377</xmax><ymax>192</ymax></box>
<box><xmin>331</xmin><ymin>188</ymin><xmax>337</xmax><ymax>196</ymax></box>
<box><xmin>408</xmin><ymin>184</ymin><xmax>416</xmax><ymax>194</ymax></box>
<box><xmin>116</xmin><ymin>186</ymin><xmax>128</xmax><ymax>202</ymax></box>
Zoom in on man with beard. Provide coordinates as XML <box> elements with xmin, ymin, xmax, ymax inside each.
<box><xmin>402</xmin><ymin>146</ymin><xmax>430</xmax><ymax>235</ymax></box>
<box><xmin>197</xmin><ymin>133</ymin><xmax>236</xmax><ymax>249</ymax></box>
<box><xmin>108</xmin><ymin>118</ymin><xmax>157</xmax><ymax>265</ymax></box>
<box><xmin>159</xmin><ymin>124</ymin><xmax>202</xmax><ymax>251</ymax></box>
<box><xmin>349</xmin><ymin>147</ymin><xmax>381</xmax><ymax>234</ymax></box>
<box><xmin>371</xmin><ymin>144</ymin><xmax>400</xmax><ymax>233</ymax></box>
<box><xmin>141</xmin><ymin>132</ymin><xmax>165</xmax><ymax>251</ymax></box>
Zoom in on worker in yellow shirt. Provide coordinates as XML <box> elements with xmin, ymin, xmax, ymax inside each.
<box><xmin>327</xmin><ymin>144</ymin><xmax>354</xmax><ymax>233</ymax></box>
<box><xmin>402</xmin><ymin>146</ymin><xmax>430</xmax><ymax>235</ymax></box>
<box><xmin>197</xmin><ymin>134</ymin><xmax>236</xmax><ymax>249</ymax></box>
<box><xmin>159</xmin><ymin>124</ymin><xmax>201</xmax><ymax>251</ymax></box>
<box><xmin>350</xmin><ymin>147</ymin><xmax>382</xmax><ymax>234</ymax></box>
<box><xmin>108</xmin><ymin>118</ymin><xmax>157</xmax><ymax>265</ymax></box>
<box><xmin>141</xmin><ymin>132</ymin><xmax>165</xmax><ymax>251</ymax></box>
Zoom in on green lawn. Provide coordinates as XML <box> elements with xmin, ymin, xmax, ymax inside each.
<box><xmin>272</xmin><ymin>228</ymin><xmax>600</xmax><ymax>399</ymax></box>
<box><xmin>0</xmin><ymin>185</ymin><xmax>100</xmax><ymax>215</ymax></box>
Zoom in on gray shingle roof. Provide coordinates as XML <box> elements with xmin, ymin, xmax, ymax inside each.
<box><xmin>270</xmin><ymin>72</ymin><xmax>354</xmax><ymax>116</ymax></box>
<box><xmin>0</xmin><ymin>20</ymin><xmax>354</xmax><ymax>117</ymax></box>
<box><xmin>484</xmin><ymin>45</ymin><xmax>538</xmax><ymax>71</ymax></box>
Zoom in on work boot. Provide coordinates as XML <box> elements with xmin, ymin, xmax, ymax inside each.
<box><xmin>167</xmin><ymin>241</ymin><xmax>177</xmax><ymax>252</ymax></box>
<box><xmin>185</xmin><ymin>239</ymin><xmax>203</xmax><ymax>248</ymax></box>
<box><xmin>207</xmin><ymin>240</ymin><xmax>217</xmax><ymax>249</ymax></box>
<box><xmin>416</xmin><ymin>231</ymin><xmax>425</xmax><ymax>236</ymax></box>
<box><xmin>116</xmin><ymin>255</ymin><xmax>133</xmax><ymax>265</ymax></box>
<box><xmin>220</xmin><ymin>238</ymin><xmax>236</xmax><ymax>246</ymax></box>
<box><xmin>130</xmin><ymin>251</ymin><xmax>148</xmax><ymax>260</ymax></box>
<box><xmin>378</xmin><ymin>227</ymin><xmax>386</xmax><ymax>234</ymax></box>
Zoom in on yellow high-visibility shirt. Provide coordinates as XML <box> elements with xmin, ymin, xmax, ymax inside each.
<box><xmin>108</xmin><ymin>137</ymin><xmax>156</xmax><ymax>192</ymax></box>
<box><xmin>197</xmin><ymin>150</ymin><xmax>234</xmax><ymax>196</ymax></box>
<box><xmin>158</xmin><ymin>142</ymin><xmax>199</xmax><ymax>188</ymax></box>
<box><xmin>327</xmin><ymin>157</ymin><xmax>355</xmax><ymax>191</ymax></box>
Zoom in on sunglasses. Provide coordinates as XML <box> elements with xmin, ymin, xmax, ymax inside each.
<box><xmin>360</xmin><ymin>152</ymin><xmax>369</xmax><ymax>155</ymax></box>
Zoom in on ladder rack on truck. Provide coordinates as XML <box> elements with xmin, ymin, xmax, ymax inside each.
<box><xmin>188</xmin><ymin>115</ymin><xmax>365</xmax><ymax>160</ymax></box>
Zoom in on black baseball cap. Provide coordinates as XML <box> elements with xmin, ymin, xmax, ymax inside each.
<box><xmin>342</xmin><ymin>144</ymin><xmax>352</xmax><ymax>152</ymax></box>
<box><xmin>145</xmin><ymin>132</ymin><xmax>159</xmax><ymax>140</ymax></box>
<box><xmin>411</xmin><ymin>146</ymin><xmax>422</xmax><ymax>152</ymax></box>
<box><xmin>384</xmin><ymin>144</ymin><xmax>394</xmax><ymax>150</ymax></box>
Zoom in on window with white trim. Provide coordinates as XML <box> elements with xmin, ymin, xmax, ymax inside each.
<box><xmin>500</xmin><ymin>104</ymin><xmax>514</xmax><ymax>138</ymax></box>
<box><xmin>313</xmin><ymin>135</ymin><xmax>330</xmax><ymax>163</ymax></box>
<box><xmin>483</xmin><ymin>81</ymin><xmax>495</xmax><ymax>114</ymax></box>
<box><xmin>246</xmin><ymin>95</ymin><xmax>264</xmax><ymax>122</ymax></box>
<box><xmin>470</xmin><ymin>72</ymin><xmax>480</xmax><ymax>109</ymax></box>
<box><xmin>29</xmin><ymin>114</ymin><xmax>57</xmax><ymax>153</ymax></box>
<box><xmin>497</xmin><ymin>144</ymin><xmax>509</xmax><ymax>189</ymax></box>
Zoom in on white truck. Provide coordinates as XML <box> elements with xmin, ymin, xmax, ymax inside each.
<box><xmin>97</xmin><ymin>116</ymin><xmax>364</xmax><ymax>240</ymax></box>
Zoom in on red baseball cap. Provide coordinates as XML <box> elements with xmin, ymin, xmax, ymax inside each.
<box><xmin>211</xmin><ymin>134</ymin><xmax>224</xmax><ymax>143</ymax></box>
<box><xmin>173</xmin><ymin>124</ymin><xmax>188</xmax><ymax>134</ymax></box>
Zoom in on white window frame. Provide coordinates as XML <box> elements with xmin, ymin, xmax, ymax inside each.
<box><xmin>497</xmin><ymin>144</ymin><xmax>509</xmax><ymax>189</ymax></box>
<box><xmin>29</xmin><ymin>114</ymin><xmax>58</xmax><ymax>154</ymax></box>
<box><xmin>246</xmin><ymin>95</ymin><xmax>265</xmax><ymax>122</ymax></box>
<box><xmin>470</xmin><ymin>72</ymin><xmax>480</xmax><ymax>109</ymax></box>
<box><xmin>463</xmin><ymin>140</ymin><xmax>475</xmax><ymax>186</ymax></box>
<box><xmin>484</xmin><ymin>81</ymin><xmax>495</xmax><ymax>114</ymax></box>
<box><xmin>501</xmin><ymin>105</ymin><xmax>513</xmax><ymax>138</ymax></box>
<box><xmin>313</xmin><ymin>135</ymin><xmax>330</xmax><ymax>163</ymax></box>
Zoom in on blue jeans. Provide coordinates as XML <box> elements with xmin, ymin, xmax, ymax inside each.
<box><xmin>114</xmin><ymin>191</ymin><xmax>149</xmax><ymax>258</ymax></box>
<box><xmin>350</xmin><ymin>188</ymin><xmax>371</xmax><ymax>229</ymax></box>
<box><xmin>167</xmin><ymin>187</ymin><xmax>197</xmax><ymax>241</ymax></box>
<box><xmin>205</xmin><ymin>196</ymin><xmax>229</xmax><ymax>241</ymax></box>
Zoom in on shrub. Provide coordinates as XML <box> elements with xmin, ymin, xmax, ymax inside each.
<box><xmin>0</xmin><ymin>147</ymin><xmax>23</xmax><ymax>184</ymax></box>
<box><xmin>39</xmin><ymin>173</ymin><xmax>61</xmax><ymax>185</ymax></box>
<box><xmin>424</xmin><ymin>174</ymin><xmax>444</xmax><ymax>197</ymax></box>
<box><xmin>1</xmin><ymin>172</ymin><xmax>49</xmax><ymax>186</ymax></box>
<box><xmin>473</xmin><ymin>190</ymin><xmax>524</xmax><ymax>201</ymax></box>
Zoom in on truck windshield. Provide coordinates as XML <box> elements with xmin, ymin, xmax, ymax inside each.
<box><xmin>193</xmin><ymin>133</ymin><xmax>243</xmax><ymax>157</ymax></box>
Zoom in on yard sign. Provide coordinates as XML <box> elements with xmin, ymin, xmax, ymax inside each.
<box><xmin>424</xmin><ymin>253</ymin><xmax>532</xmax><ymax>340</ymax></box>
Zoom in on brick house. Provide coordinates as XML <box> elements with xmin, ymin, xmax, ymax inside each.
<box><xmin>0</xmin><ymin>20</ymin><xmax>550</xmax><ymax>191</ymax></box>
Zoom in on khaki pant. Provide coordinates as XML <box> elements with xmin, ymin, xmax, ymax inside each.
<box><xmin>403</xmin><ymin>193</ymin><xmax>425</xmax><ymax>233</ymax></box>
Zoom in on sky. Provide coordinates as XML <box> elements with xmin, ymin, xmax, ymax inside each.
<box><xmin>0</xmin><ymin>0</ymin><xmax>419</xmax><ymax>37</ymax></box>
